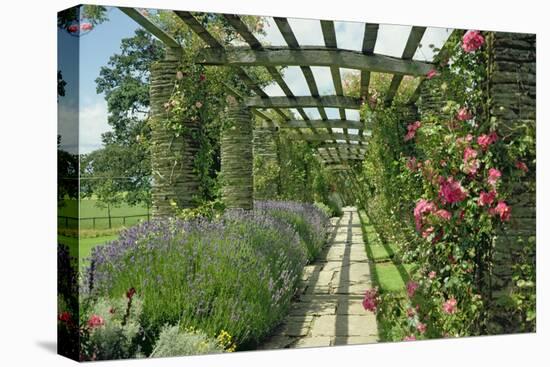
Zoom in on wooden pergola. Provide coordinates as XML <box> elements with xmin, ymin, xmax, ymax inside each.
<box><xmin>119</xmin><ymin>7</ymin><xmax>450</xmax><ymax>214</ymax></box>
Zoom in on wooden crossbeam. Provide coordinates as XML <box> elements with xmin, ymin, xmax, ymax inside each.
<box><xmin>245</xmin><ymin>95</ymin><xmax>361</xmax><ymax>109</ymax></box>
<box><xmin>315</xmin><ymin>142</ymin><xmax>367</xmax><ymax>150</ymax></box>
<box><xmin>360</xmin><ymin>23</ymin><xmax>379</xmax><ymax>98</ymax></box>
<box><xmin>197</xmin><ymin>47</ymin><xmax>433</xmax><ymax>76</ymax></box>
<box><xmin>385</xmin><ymin>26</ymin><xmax>426</xmax><ymax>105</ymax></box>
<box><xmin>317</xmin><ymin>147</ymin><xmax>367</xmax><ymax>154</ymax></box>
<box><xmin>119</xmin><ymin>8</ymin><xmax>181</xmax><ymax>49</ymax></box>
<box><xmin>274</xmin><ymin>17</ymin><xmax>329</xmax><ymax>127</ymax></box>
<box><xmin>259</xmin><ymin>119</ymin><xmax>363</xmax><ymax>129</ymax></box>
<box><xmin>286</xmin><ymin>132</ymin><xmax>369</xmax><ymax>142</ymax></box>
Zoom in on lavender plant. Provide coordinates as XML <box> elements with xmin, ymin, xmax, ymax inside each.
<box><xmin>84</xmin><ymin>202</ymin><xmax>324</xmax><ymax>351</ymax></box>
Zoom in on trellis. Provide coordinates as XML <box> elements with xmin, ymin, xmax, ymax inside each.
<box><xmin>119</xmin><ymin>7</ymin><xmax>443</xmax><ymax>213</ymax></box>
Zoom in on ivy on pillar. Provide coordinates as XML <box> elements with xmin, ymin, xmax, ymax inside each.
<box><xmin>253</xmin><ymin>124</ymin><xmax>280</xmax><ymax>200</ymax></box>
<box><xmin>221</xmin><ymin>96</ymin><xmax>254</xmax><ymax>210</ymax></box>
<box><xmin>149</xmin><ymin>49</ymin><xmax>200</xmax><ymax>217</ymax></box>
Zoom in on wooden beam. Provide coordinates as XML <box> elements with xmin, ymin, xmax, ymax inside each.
<box><xmin>321</xmin><ymin>20</ymin><xmax>347</xmax><ymax>125</ymax></box>
<box><xmin>316</xmin><ymin>142</ymin><xmax>367</xmax><ymax>150</ymax></box>
<box><xmin>385</xmin><ymin>26</ymin><xmax>426</xmax><ymax>105</ymax></box>
<box><xmin>245</xmin><ymin>95</ymin><xmax>361</xmax><ymax>109</ymax></box>
<box><xmin>257</xmin><ymin>119</ymin><xmax>363</xmax><ymax>129</ymax></box>
<box><xmin>286</xmin><ymin>132</ymin><xmax>369</xmax><ymax>142</ymax></box>
<box><xmin>197</xmin><ymin>47</ymin><xmax>433</xmax><ymax>76</ymax></box>
<box><xmin>360</xmin><ymin>23</ymin><xmax>379</xmax><ymax>97</ymax></box>
<box><xmin>119</xmin><ymin>7</ymin><xmax>180</xmax><ymax>49</ymax></box>
<box><xmin>317</xmin><ymin>147</ymin><xmax>367</xmax><ymax>154</ymax></box>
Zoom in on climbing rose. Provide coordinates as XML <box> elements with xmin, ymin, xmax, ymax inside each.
<box><xmin>456</xmin><ymin>134</ymin><xmax>474</xmax><ymax>146</ymax></box>
<box><xmin>80</xmin><ymin>22</ymin><xmax>93</xmax><ymax>31</ymax></box>
<box><xmin>477</xmin><ymin>132</ymin><xmax>498</xmax><ymax>150</ymax></box>
<box><xmin>456</xmin><ymin>107</ymin><xmax>472</xmax><ymax>121</ymax></box>
<box><xmin>435</xmin><ymin>209</ymin><xmax>452</xmax><ymax>221</ymax></box>
<box><xmin>428</xmin><ymin>271</ymin><xmax>437</xmax><ymax>280</ymax></box>
<box><xmin>417</xmin><ymin>322</ymin><xmax>427</xmax><ymax>334</ymax></box>
<box><xmin>492</xmin><ymin>201</ymin><xmax>511</xmax><ymax>222</ymax></box>
<box><xmin>426</xmin><ymin>69</ymin><xmax>438</xmax><ymax>79</ymax></box>
<box><xmin>414</xmin><ymin>199</ymin><xmax>437</xmax><ymax>231</ymax></box>
<box><xmin>58</xmin><ymin>311</ymin><xmax>71</xmax><ymax>323</ymax></box>
<box><xmin>403</xmin><ymin>335</ymin><xmax>417</xmax><ymax>341</ymax></box>
<box><xmin>462</xmin><ymin>30</ymin><xmax>485</xmax><ymax>52</ymax></box>
<box><xmin>67</xmin><ymin>24</ymin><xmax>79</xmax><ymax>33</ymax></box>
<box><xmin>404</xmin><ymin>121</ymin><xmax>421</xmax><ymax>142</ymax></box>
<box><xmin>463</xmin><ymin>147</ymin><xmax>480</xmax><ymax>175</ymax></box>
<box><xmin>516</xmin><ymin>161</ymin><xmax>529</xmax><ymax>173</ymax></box>
<box><xmin>87</xmin><ymin>314</ymin><xmax>105</xmax><ymax>329</ymax></box>
<box><xmin>478</xmin><ymin>191</ymin><xmax>496</xmax><ymax>206</ymax></box>
<box><xmin>439</xmin><ymin>177</ymin><xmax>468</xmax><ymax>205</ymax></box>
<box><xmin>362</xmin><ymin>288</ymin><xmax>379</xmax><ymax>312</ymax></box>
<box><xmin>406</xmin><ymin>281</ymin><xmax>419</xmax><ymax>298</ymax></box>
<box><xmin>421</xmin><ymin>226</ymin><xmax>435</xmax><ymax>239</ymax></box>
<box><xmin>442</xmin><ymin>297</ymin><xmax>458</xmax><ymax>314</ymax></box>
<box><xmin>487</xmin><ymin>168</ymin><xmax>502</xmax><ymax>187</ymax></box>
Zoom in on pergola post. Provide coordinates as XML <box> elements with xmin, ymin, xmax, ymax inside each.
<box><xmin>221</xmin><ymin>97</ymin><xmax>254</xmax><ymax>210</ymax></box>
<box><xmin>253</xmin><ymin>125</ymin><xmax>280</xmax><ymax>200</ymax></box>
<box><xmin>149</xmin><ymin>49</ymin><xmax>200</xmax><ymax>217</ymax></box>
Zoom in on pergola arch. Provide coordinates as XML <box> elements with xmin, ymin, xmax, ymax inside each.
<box><xmin>119</xmin><ymin>7</ymin><xmax>452</xmax><ymax>213</ymax></box>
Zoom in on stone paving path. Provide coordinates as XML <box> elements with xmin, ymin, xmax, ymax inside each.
<box><xmin>260</xmin><ymin>207</ymin><xmax>378</xmax><ymax>349</ymax></box>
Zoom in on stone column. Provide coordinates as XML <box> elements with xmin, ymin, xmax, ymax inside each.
<box><xmin>488</xmin><ymin>32</ymin><xmax>536</xmax><ymax>332</ymax></box>
<box><xmin>149</xmin><ymin>50</ymin><xmax>200</xmax><ymax>217</ymax></box>
<box><xmin>253</xmin><ymin>125</ymin><xmax>280</xmax><ymax>200</ymax></box>
<box><xmin>221</xmin><ymin>97</ymin><xmax>253</xmax><ymax>210</ymax></box>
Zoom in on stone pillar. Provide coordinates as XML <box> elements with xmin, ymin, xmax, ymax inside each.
<box><xmin>488</xmin><ymin>32</ymin><xmax>536</xmax><ymax>331</ymax></box>
<box><xmin>149</xmin><ymin>50</ymin><xmax>200</xmax><ymax>217</ymax></box>
<box><xmin>221</xmin><ymin>97</ymin><xmax>253</xmax><ymax>210</ymax></box>
<box><xmin>253</xmin><ymin>125</ymin><xmax>280</xmax><ymax>200</ymax></box>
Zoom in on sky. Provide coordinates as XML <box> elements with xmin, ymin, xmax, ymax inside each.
<box><xmin>58</xmin><ymin>6</ymin><xmax>452</xmax><ymax>154</ymax></box>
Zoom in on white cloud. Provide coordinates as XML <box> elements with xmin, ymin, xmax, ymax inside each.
<box><xmin>79</xmin><ymin>99</ymin><xmax>111</xmax><ymax>154</ymax></box>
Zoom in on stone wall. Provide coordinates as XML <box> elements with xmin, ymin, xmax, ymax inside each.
<box><xmin>488</xmin><ymin>32</ymin><xmax>536</xmax><ymax>332</ymax></box>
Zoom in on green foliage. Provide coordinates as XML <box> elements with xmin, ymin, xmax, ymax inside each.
<box><xmin>150</xmin><ymin>326</ymin><xmax>227</xmax><ymax>357</ymax></box>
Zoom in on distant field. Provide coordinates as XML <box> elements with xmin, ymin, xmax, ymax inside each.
<box><xmin>58</xmin><ymin>199</ymin><xmax>150</xmax><ymax>229</ymax></box>
<box><xmin>58</xmin><ymin>234</ymin><xmax>118</xmax><ymax>269</ymax></box>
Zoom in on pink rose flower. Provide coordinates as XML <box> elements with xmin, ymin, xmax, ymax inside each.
<box><xmin>87</xmin><ymin>314</ymin><xmax>105</xmax><ymax>329</ymax></box>
<box><xmin>462</xmin><ymin>30</ymin><xmax>485</xmax><ymax>52</ymax></box>
<box><xmin>435</xmin><ymin>209</ymin><xmax>452</xmax><ymax>221</ymax></box>
<box><xmin>516</xmin><ymin>161</ymin><xmax>529</xmax><ymax>173</ymax></box>
<box><xmin>456</xmin><ymin>107</ymin><xmax>472</xmax><ymax>121</ymax></box>
<box><xmin>487</xmin><ymin>168</ymin><xmax>502</xmax><ymax>187</ymax></box>
<box><xmin>403</xmin><ymin>335</ymin><xmax>417</xmax><ymax>341</ymax></box>
<box><xmin>404</xmin><ymin>121</ymin><xmax>421</xmax><ymax>142</ymax></box>
<box><xmin>442</xmin><ymin>297</ymin><xmax>457</xmax><ymax>314</ymax></box>
<box><xmin>362</xmin><ymin>288</ymin><xmax>379</xmax><ymax>312</ymax></box>
<box><xmin>421</xmin><ymin>226</ymin><xmax>435</xmax><ymax>238</ymax></box>
<box><xmin>478</xmin><ymin>191</ymin><xmax>496</xmax><ymax>206</ymax></box>
<box><xmin>80</xmin><ymin>22</ymin><xmax>93</xmax><ymax>31</ymax></box>
<box><xmin>428</xmin><ymin>271</ymin><xmax>436</xmax><ymax>280</ymax></box>
<box><xmin>439</xmin><ymin>177</ymin><xmax>468</xmax><ymax>205</ymax></box>
<box><xmin>477</xmin><ymin>132</ymin><xmax>498</xmax><ymax>150</ymax></box>
<box><xmin>463</xmin><ymin>147</ymin><xmax>480</xmax><ymax>175</ymax></box>
<box><xmin>417</xmin><ymin>322</ymin><xmax>427</xmax><ymax>334</ymax></box>
<box><xmin>406</xmin><ymin>281</ymin><xmax>419</xmax><ymax>298</ymax></box>
<box><xmin>491</xmin><ymin>201</ymin><xmax>511</xmax><ymax>222</ymax></box>
<box><xmin>414</xmin><ymin>199</ymin><xmax>437</xmax><ymax>231</ymax></box>
<box><xmin>426</xmin><ymin>69</ymin><xmax>438</xmax><ymax>79</ymax></box>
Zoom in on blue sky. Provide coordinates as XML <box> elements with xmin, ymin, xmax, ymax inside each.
<box><xmin>59</xmin><ymin>6</ymin><xmax>451</xmax><ymax>154</ymax></box>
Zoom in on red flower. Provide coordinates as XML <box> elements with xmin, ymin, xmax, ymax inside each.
<box><xmin>58</xmin><ymin>311</ymin><xmax>71</xmax><ymax>323</ymax></box>
<box><xmin>463</xmin><ymin>147</ymin><xmax>480</xmax><ymax>175</ymax></box>
<box><xmin>417</xmin><ymin>322</ymin><xmax>427</xmax><ymax>334</ymax></box>
<box><xmin>87</xmin><ymin>314</ymin><xmax>105</xmax><ymax>329</ymax></box>
<box><xmin>404</xmin><ymin>121</ymin><xmax>421</xmax><ymax>142</ymax></box>
<box><xmin>516</xmin><ymin>161</ymin><xmax>529</xmax><ymax>173</ymax></box>
<box><xmin>478</xmin><ymin>191</ymin><xmax>496</xmax><ymax>206</ymax></box>
<box><xmin>406</xmin><ymin>308</ymin><xmax>416</xmax><ymax>318</ymax></box>
<box><xmin>403</xmin><ymin>335</ymin><xmax>417</xmax><ymax>341</ymax></box>
<box><xmin>414</xmin><ymin>199</ymin><xmax>437</xmax><ymax>231</ymax></box>
<box><xmin>438</xmin><ymin>177</ymin><xmax>468</xmax><ymax>205</ymax></box>
<box><xmin>442</xmin><ymin>297</ymin><xmax>458</xmax><ymax>314</ymax></box>
<box><xmin>462</xmin><ymin>30</ymin><xmax>485</xmax><ymax>52</ymax></box>
<box><xmin>362</xmin><ymin>288</ymin><xmax>379</xmax><ymax>312</ymax></box>
<box><xmin>199</xmin><ymin>74</ymin><xmax>206</xmax><ymax>81</ymax></box>
<box><xmin>435</xmin><ymin>209</ymin><xmax>452</xmax><ymax>221</ymax></box>
<box><xmin>456</xmin><ymin>107</ymin><xmax>472</xmax><ymax>121</ymax></box>
<box><xmin>406</xmin><ymin>281</ymin><xmax>419</xmax><ymax>298</ymax></box>
<box><xmin>67</xmin><ymin>24</ymin><xmax>79</xmax><ymax>33</ymax></box>
<box><xmin>426</xmin><ymin>69</ymin><xmax>438</xmax><ymax>79</ymax></box>
<box><xmin>428</xmin><ymin>271</ymin><xmax>437</xmax><ymax>280</ymax></box>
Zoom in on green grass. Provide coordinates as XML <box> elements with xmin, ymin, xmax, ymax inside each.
<box><xmin>58</xmin><ymin>199</ymin><xmax>149</xmax><ymax>230</ymax></box>
<box><xmin>368</xmin><ymin>244</ymin><xmax>397</xmax><ymax>262</ymax></box>
<box><xmin>58</xmin><ymin>234</ymin><xmax>118</xmax><ymax>268</ymax></box>
<box><xmin>372</xmin><ymin>263</ymin><xmax>416</xmax><ymax>293</ymax></box>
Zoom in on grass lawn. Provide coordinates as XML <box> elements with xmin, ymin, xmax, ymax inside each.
<box><xmin>58</xmin><ymin>199</ymin><xmax>150</xmax><ymax>230</ymax></box>
<box><xmin>58</xmin><ymin>234</ymin><xmax>118</xmax><ymax>269</ymax></box>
